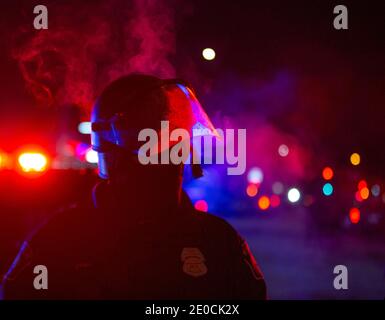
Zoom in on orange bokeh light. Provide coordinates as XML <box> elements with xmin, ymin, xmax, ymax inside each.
<box><xmin>258</xmin><ymin>196</ymin><xmax>270</xmax><ymax>211</ymax></box>
<box><xmin>359</xmin><ymin>187</ymin><xmax>369</xmax><ymax>200</ymax></box>
<box><xmin>350</xmin><ymin>153</ymin><xmax>360</xmax><ymax>166</ymax></box>
<box><xmin>246</xmin><ymin>184</ymin><xmax>259</xmax><ymax>197</ymax></box>
<box><xmin>0</xmin><ymin>151</ymin><xmax>9</xmax><ymax>169</ymax></box>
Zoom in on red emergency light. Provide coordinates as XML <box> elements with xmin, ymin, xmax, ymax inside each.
<box><xmin>17</xmin><ymin>151</ymin><xmax>49</xmax><ymax>173</ymax></box>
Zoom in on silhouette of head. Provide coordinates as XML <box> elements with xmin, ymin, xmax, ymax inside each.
<box><xmin>91</xmin><ymin>74</ymin><xmax>215</xmax><ymax>210</ymax></box>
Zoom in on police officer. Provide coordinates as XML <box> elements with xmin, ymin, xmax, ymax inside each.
<box><xmin>1</xmin><ymin>74</ymin><xmax>266</xmax><ymax>299</ymax></box>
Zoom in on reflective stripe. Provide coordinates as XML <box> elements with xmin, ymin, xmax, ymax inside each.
<box><xmin>2</xmin><ymin>241</ymin><xmax>32</xmax><ymax>283</ymax></box>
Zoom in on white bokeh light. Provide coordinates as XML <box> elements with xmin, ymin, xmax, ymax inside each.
<box><xmin>287</xmin><ymin>188</ymin><xmax>301</xmax><ymax>203</ymax></box>
<box><xmin>85</xmin><ymin>148</ymin><xmax>98</xmax><ymax>164</ymax></box>
<box><xmin>78</xmin><ymin>121</ymin><xmax>92</xmax><ymax>134</ymax></box>
<box><xmin>247</xmin><ymin>167</ymin><xmax>264</xmax><ymax>184</ymax></box>
<box><xmin>202</xmin><ymin>48</ymin><xmax>216</xmax><ymax>61</ymax></box>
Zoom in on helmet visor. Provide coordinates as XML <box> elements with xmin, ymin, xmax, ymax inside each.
<box><xmin>91</xmin><ymin>83</ymin><xmax>218</xmax><ymax>154</ymax></box>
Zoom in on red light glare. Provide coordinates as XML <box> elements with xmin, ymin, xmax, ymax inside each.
<box><xmin>349</xmin><ymin>208</ymin><xmax>360</xmax><ymax>224</ymax></box>
<box><xmin>355</xmin><ymin>191</ymin><xmax>363</xmax><ymax>202</ymax></box>
<box><xmin>357</xmin><ymin>180</ymin><xmax>367</xmax><ymax>190</ymax></box>
<box><xmin>270</xmin><ymin>195</ymin><xmax>281</xmax><ymax>208</ymax></box>
<box><xmin>194</xmin><ymin>200</ymin><xmax>208</xmax><ymax>212</ymax></box>
<box><xmin>322</xmin><ymin>167</ymin><xmax>334</xmax><ymax>180</ymax></box>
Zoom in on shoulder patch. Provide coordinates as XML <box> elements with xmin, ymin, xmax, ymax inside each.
<box><xmin>181</xmin><ymin>247</ymin><xmax>208</xmax><ymax>277</ymax></box>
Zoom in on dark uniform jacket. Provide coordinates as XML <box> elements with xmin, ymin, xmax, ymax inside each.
<box><xmin>1</xmin><ymin>189</ymin><xmax>266</xmax><ymax>300</ymax></box>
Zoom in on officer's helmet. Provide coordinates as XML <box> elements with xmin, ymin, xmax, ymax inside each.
<box><xmin>91</xmin><ymin>74</ymin><xmax>217</xmax><ymax>179</ymax></box>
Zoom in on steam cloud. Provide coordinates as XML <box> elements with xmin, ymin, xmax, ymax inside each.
<box><xmin>12</xmin><ymin>0</ymin><xmax>176</xmax><ymax>113</ymax></box>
